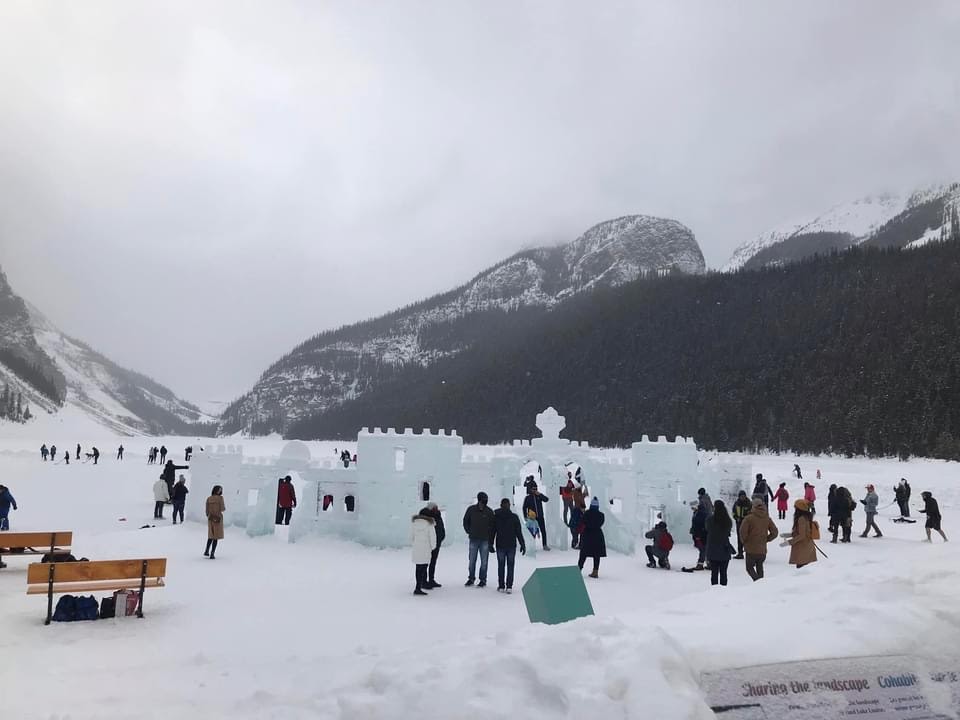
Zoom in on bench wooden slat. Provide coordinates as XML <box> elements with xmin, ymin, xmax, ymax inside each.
<box><xmin>26</xmin><ymin>559</ymin><xmax>167</xmax><ymax>585</ymax></box>
<box><xmin>26</xmin><ymin>578</ymin><xmax>165</xmax><ymax>595</ymax></box>
<box><xmin>0</xmin><ymin>547</ymin><xmax>70</xmax><ymax>556</ymax></box>
<box><xmin>0</xmin><ymin>531</ymin><xmax>73</xmax><ymax>549</ymax></box>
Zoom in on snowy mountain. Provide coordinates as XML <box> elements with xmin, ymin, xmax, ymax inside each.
<box><xmin>220</xmin><ymin>215</ymin><xmax>705</xmax><ymax>435</ymax></box>
<box><xmin>0</xmin><ymin>265</ymin><xmax>212</xmax><ymax>434</ymax></box>
<box><xmin>724</xmin><ymin>183</ymin><xmax>960</xmax><ymax>271</ymax></box>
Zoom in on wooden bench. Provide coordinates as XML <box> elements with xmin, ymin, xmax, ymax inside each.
<box><xmin>0</xmin><ymin>532</ymin><xmax>73</xmax><ymax>565</ymax></box>
<box><xmin>27</xmin><ymin>558</ymin><xmax>167</xmax><ymax>625</ymax></box>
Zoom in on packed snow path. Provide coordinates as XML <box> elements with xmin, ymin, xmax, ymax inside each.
<box><xmin>1</xmin><ymin>436</ymin><xmax>959</xmax><ymax>719</ymax></box>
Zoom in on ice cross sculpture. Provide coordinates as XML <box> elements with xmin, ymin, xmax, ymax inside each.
<box><xmin>535</xmin><ymin>407</ymin><xmax>566</xmax><ymax>440</ymax></box>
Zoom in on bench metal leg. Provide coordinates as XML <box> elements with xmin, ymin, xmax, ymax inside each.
<box><xmin>136</xmin><ymin>560</ymin><xmax>147</xmax><ymax>618</ymax></box>
<box><xmin>45</xmin><ymin>563</ymin><xmax>55</xmax><ymax>625</ymax></box>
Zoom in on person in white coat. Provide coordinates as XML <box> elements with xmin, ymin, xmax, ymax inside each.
<box><xmin>153</xmin><ymin>477</ymin><xmax>169</xmax><ymax>519</ymax></box>
<box><xmin>411</xmin><ymin>510</ymin><xmax>437</xmax><ymax>596</ymax></box>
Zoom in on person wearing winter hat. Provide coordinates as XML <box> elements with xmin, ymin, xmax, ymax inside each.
<box><xmin>919</xmin><ymin>491</ymin><xmax>948</xmax><ymax>543</ymax></box>
<box><xmin>171</xmin><ymin>475</ymin><xmax>189</xmax><ymax>524</ymax></box>
<box><xmin>860</xmin><ymin>484</ymin><xmax>882</xmax><ymax>538</ymax></box>
<box><xmin>578</xmin><ymin>496</ymin><xmax>606</xmax><ymax>578</ymax></box>
<box><xmin>731</xmin><ymin>490</ymin><xmax>753</xmax><ymax>559</ymax></box>
<box><xmin>410</xmin><ymin>509</ymin><xmax>437</xmax><ymax>595</ymax></box>
<box><xmin>773</xmin><ymin>482</ymin><xmax>789</xmax><ymax>520</ymax></box>
<box><xmin>739</xmin><ymin>498</ymin><xmax>779</xmax><ymax>580</ymax></box>
<box><xmin>752</xmin><ymin>473</ymin><xmax>775</xmax><ymax>508</ymax></box>
<box><xmin>783</xmin><ymin>498</ymin><xmax>817</xmax><ymax>569</ymax></box>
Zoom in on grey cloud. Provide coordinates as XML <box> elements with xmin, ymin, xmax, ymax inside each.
<box><xmin>0</xmin><ymin>1</ymin><xmax>958</xmax><ymax>404</ymax></box>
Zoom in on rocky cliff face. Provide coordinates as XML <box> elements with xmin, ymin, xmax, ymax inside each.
<box><xmin>0</xmin><ymin>264</ymin><xmax>211</xmax><ymax>433</ymax></box>
<box><xmin>220</xmin><ymin>215</ymin><xmax>706</xmax><ymax>435</ymax></box>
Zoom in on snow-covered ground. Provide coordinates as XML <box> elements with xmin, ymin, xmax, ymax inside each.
<box><xmin>2</xmin><ymin>430</ymin><xmax>959</xmax><ymax>719</ymax></box>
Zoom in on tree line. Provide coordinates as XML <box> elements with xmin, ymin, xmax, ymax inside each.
<box><xmin>288</xmin><ymin>238</ymin><xmax>960</xmax><ymax>460</ymax></box>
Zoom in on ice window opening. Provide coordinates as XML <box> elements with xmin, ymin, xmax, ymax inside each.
<box><xmin>395</xmin><ymin>448</ymin><xmax>405</xmax><ymax>472</ymax></box>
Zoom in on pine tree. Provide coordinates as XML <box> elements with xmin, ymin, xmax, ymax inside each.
<box><xmin>15</xmin><ymin>392</ymin><xmax>22</xmax><ymax>422</ymax></box>
<box><xmin>951</xmin><ymin>204</ymin><xmax>960</xmax><ymax>242</ymax></box>
<box><xmin>23</xmin><ymin>404</ymin><xmax>32</xmax><ymax>422</ymax></box>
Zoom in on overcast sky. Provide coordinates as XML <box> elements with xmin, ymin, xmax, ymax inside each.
<box><xmin>1</xmin><ymin>1</ymin><xmax>958</xmax><ymax>407</ymax></box>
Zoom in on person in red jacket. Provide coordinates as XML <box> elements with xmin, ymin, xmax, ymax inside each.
<box><xmin>277</xmin><ymin>476</ymin><xmax>297</xmax><ymax>525</ymax></box>
<box><xmin>774</xmin><ymin>482</ymin><xmax>790</xmax><ymax>520</ymax></box>
<box><xmin>803</xmin><ymin>482</ymin><xmax>817</xmax><ymax>515</ymax></box>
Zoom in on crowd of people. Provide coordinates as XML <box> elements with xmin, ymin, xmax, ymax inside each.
<box><xmin>39</xmin><ymin>443</ymin><xmax>103</xmax><ymax>464</ymax></box>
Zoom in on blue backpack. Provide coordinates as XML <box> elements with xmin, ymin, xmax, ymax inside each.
<box><xmin>52</xmin><ymin>595</ymin><xmax>100</xmax><ymax>622</ymax></box>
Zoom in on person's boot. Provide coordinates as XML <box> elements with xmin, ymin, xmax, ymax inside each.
<box><xmin>646</xmin><ymin>561</ymin><xmax>657</xmax><ymax>568</ymax></box>
<box><xmin>477</xmin><ymin>580</ymin><xmax>486</xmax><ymax>588</ymax></box>
<box><xmin>464</xmin><ymin>579</ymin><xmax>474</xmax><ymax>587</ymax></box>
<box><xmin>414</xmin><ymin>587</ymin><xmax>427</xmax><ymax>596</ymax></box>
<box><xmin>588</xmin><ymin>570</ymin><xmax>599</xmax><ymax>578</ymax></box>
<box><xmin>695</xmin><ymin>562</ymin><xmax>705</xmax><ymax>571</ymax></box>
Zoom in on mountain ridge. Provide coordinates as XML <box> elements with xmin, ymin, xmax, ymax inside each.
<box><xmin>220</xmin><ymin>214</ymin><xmax>706</xmax><ymax>435</ymax></box>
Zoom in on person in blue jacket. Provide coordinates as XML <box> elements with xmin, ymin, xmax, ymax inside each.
<box><xmin>0</xmin><ymin>483</ymin><xmax>17</xmax><ymax>532</ymax></box>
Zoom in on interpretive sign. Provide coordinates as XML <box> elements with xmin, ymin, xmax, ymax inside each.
<box><xmin>701</xmin><ymin>655</ymin><xmax>960</xmax><ymax>719</ymax></box>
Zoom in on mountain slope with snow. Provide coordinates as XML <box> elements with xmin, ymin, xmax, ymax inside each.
<box><xmin>724</xmin><ymin>183</ymin><xmax>960</xmax><ymax>271</ymax></box>
<box><xmin>0</xmin><ymin>264</ymin><xmax>212</xmax><ymax>434</ymax></box>
<box><xmin>220</xmin><ymin>215</ymin><xmax>705</xmax><ymax>435</ymax></box>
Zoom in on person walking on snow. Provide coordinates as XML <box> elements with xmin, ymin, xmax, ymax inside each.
<box><xmin>64</xmin><ymin>450</ymin><xmax>69</xmax><ymax>465</ymax></box>
<box><xmin>153</xmin><ymin>477</ymin><xmax>169</xmax><ymax>519</ymax></box>
<box><xmin>463</xmin><ymin>492</ymin><xmax>495</xmax><ymax>587</ymax></box>
<box><xmin>773</xmin><ymin>482</ymin><xmax>789</xmax><ymax>520</ymax></box>
<box><xmin>732</xmin><ymin>490</ymin><xmax>753</xmax><ymax>559</ymax></box>
<box><xmin>739</xmin><ymin>498</ymin><xmax>778</xmax><ymax>581</ymax></box>
<box><xmin>172</xmin><ymin>475</ymin><xmax>189</xmax><ymax>524</ymax></box>
<box><xmin>919</xmin><ymin>491</ymin><xmax>948</xmax><ymax>542</ymax></box>
<box><xmin>578</xmin><ymin>497</ymin><xmax>606</xmax><ymax>578</ymax></box>
<box><xmin>76</xmin><ymin>444</ymin><xmax>81</xmax><ymax>462</ymax></box>
<box><xmin>50</xmin><ymin>445</ymin><xmax>57</xmax><ymax>462</ymax></box>
<box><xmin>277</xmin><ymin>476</ymin><xmax>297</xmax><ymax>525</ymax></box>
<box><xmin>89</xmin><ymin>447</ymin><xmax>100</xmax><ymax>465</ymax></box>
<box><xmin>644</xmin><ymin>519</ymin><xmax>672</xmax><ymax>569</ymax></box>
<box><xmin>0</xmin><ymin>484</ymin><xmax>18</xmax><ymax>533</ymax></box>
<box><xmin>522</xmin><ymin>482</ymin><xmax>550</xmax><ymax>551</ymax></box>
<box><xmin>40</xmin><ymin>444</ymin><xmax>48</xmax><ymax>461</ymax></box>
<box><xmin>204</xmin><ymin>485</ymin><xmax>225</xmax><ymax>558</ymax></box>
<box><xmin>793</xmin><ymin>464</ymin><xmax>802</xmax><ymax>480</ymax></box>
<box><xmin>117</xmin><ymin>445</ymin><xmax>124</xmax><ymax>460</ymax></box>
<box><xmin>159</xmin><ymin>445</ymin><xmax>167</xmax><ymax>464</ymax></box>
<box><xmin>783</xmin><ymin>499</ymin><xmax>817</xmax><ymax>569</ymax></box>
<box><xmin>860</xmin><ymin>484</ymin><xmax>882</xmax><ymax>538</ymax></box>
<box><xmin>490</xmin><ymin>498</ymin><xmax>526</xmax><ymax>593</ymax></box>
<box><xmin>753</xmin><ymin>473</ymin><xmax>775</xmax><ymax>509</ymax></box>
<box><xmin>420</xmin><ymin>502</ymin><xmax>445</xmax><ymax>588</ymax></box>
<box><xmin>803</xmin><ymin>482</ymin><xmax>817</xmax><ymax>515</ymax></box>
<box><xmin>410</xmin><ymin>509</ymin><xmax>437</xmax><ymax>595</ymax></box>
<box><xmin>705</xmin><ymin>500</ymin><xmax>735</xmax><ymax>586</ymax></box>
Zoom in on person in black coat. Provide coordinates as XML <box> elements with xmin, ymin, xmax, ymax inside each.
<box><xmin>490</xmin><ymin>498</ymin><xmax>526</xmax><ymax>592</ymax></box>
<box><xmin>578</xmin><ymin>497</ymin><xmax>606</xmax><ymax>578</ymax></box>
<box><xmin>920</xmin><ymin>491</ymin><xmax>948</xmax><ymax>542</ymax></box>
<box><xmin>704</xmin><ymin>500</ymin><xmax>735</xmax><ymax>586</ymax></box>
<box><xmin>522</xmin><ymin>482</ymin><xmax>550</xmax><ymax>551</ymax></box>
<box><xmin>421</xmin><ymin>502</ymin><xmax>446</xmax><ymax>588</ymax></box>
<box><xmin>752</xmin><ymin>473</ymin><xmax>775</xmax><ymax>508</ymax></box>
<box><xmin>689</xmin><ymin>501</ymin><xmax>708</xmax><ymax>570</ymax></box>
<box><xmin>161</xmin><ymin>460</ymin><xmax>189</xmax><ymax>499</ymax></box>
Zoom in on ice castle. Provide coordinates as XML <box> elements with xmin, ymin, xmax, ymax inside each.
<box><xmin>185</xmin><ymin>408</ymin><xmax>752</xmax><ymax>555</ymax></box>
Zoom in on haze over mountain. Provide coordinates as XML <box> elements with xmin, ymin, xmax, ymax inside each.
<box><xmin>220</xmin><ymin>215</ymin><xmax>704</xmax><ymax>435</ymax></box>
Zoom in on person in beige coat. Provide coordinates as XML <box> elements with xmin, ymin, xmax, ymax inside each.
<box><xmin>784</xmin><ymin>499</ymin><xmax>817</xmax><ymax>569</ymax></box>
<box><xmin>738</xmin><ymin>498</ymin><xmax>779</xmax><ymax>581</ymax></box>
<box><xmin>204</xmin><ymin>485</ymin><xmax>225</xmax><ymax>559</ymax></box>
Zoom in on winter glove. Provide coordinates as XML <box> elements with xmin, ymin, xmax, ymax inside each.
<box><xmin>520</xmin><ymin>547</ymin><xmax>526</xmax><ymax>555</ymax></box>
